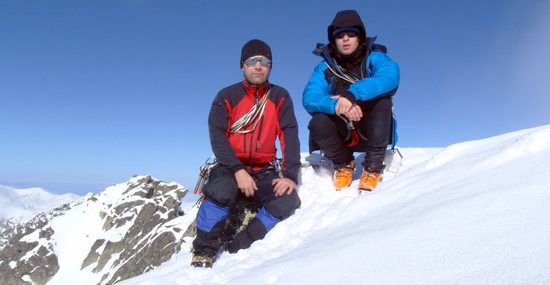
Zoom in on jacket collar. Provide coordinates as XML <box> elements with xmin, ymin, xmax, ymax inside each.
<box><xmin>242</xmin><ymin>80</ymin><xmax>270</xmax><ymax>98</ymax></box>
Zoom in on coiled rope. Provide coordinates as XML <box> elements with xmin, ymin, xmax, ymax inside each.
<box><xmin>230</xmin><ymin>89</ymin><xmax>271</xmax><ymax>134</ymax></box>
<box><xmin>324</xmin><ymin>62</ymin><xmax>357</xmax><ymax>84</ymax></box>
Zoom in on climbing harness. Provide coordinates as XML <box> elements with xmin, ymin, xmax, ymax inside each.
<box><xmin>269</xmin><ymin>159</ymin><xmax>284</xmax><ymax>178</ymax></box>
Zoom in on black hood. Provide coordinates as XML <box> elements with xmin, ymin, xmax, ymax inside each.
<box><xmin>327</xmin><ymin>10</ymin><xmax>367</xmax><ymax>45</ymax></box>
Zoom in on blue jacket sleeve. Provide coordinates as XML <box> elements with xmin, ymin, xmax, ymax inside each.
<box><xmin>348</xmin><ymin>51</ymin><xmax>400</xmax><ymax>101</ymax></box>
<box><xmin>302</xmin><ymin>62</ymin><xmax>337</xmax><ymax>115</ymax></box>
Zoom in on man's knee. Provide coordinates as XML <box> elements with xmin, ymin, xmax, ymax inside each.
<box><xmin>203</xmin><ymin>166</ymin><xmax>239</xmax><ymax>206</ymax></box>
<box><xmin>264</xmin><ymin>191</ymin><xmax>301</xmax><ymax>220</ymax></box>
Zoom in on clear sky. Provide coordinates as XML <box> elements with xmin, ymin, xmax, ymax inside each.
<box><xmin>1</xmin><ymin>0</ymin><xmax>549</xmax><ymax>195</ymax></box>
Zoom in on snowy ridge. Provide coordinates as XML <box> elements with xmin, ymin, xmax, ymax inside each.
<box><xmin>120</xmin><ymin>125</ymin><xmax>550</xmax><ymax>285</ymax></box>
<box><xmin>0</xmin><ymin>185</ymin><xmax>81</xmax><ymax>222</ymax></box>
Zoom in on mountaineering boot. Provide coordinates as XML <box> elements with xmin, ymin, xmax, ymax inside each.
<box><xmin>359</xmin><ymin>170</ymin><xmax>382</xmax><ymax>191</ymax></box>
<box><xmin>333</xmin><ymin>161</ymin><xmax>354</xmax><ymax>190</ymax></box>
<box><xmin>191</xmin><ymin>254</ymin><xmax>213</xmax><ymax>268</ymax></box>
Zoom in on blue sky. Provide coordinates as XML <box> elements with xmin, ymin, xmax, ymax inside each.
<box><xmin>1</xmin><ymin>0</ymin><xmax>549</xmax><ymax>195</ymax></box>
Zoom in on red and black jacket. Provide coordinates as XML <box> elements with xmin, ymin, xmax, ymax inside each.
<box><xmin>208</xmin><ymin>81</ymin><xmax>301</xmax><ymax>183</ymax></box>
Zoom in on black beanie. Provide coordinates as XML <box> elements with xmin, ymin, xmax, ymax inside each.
<box><xmin>240</xmin><ymin>39</ymin><xmax>272</xmax><ymax>67</ymax></box>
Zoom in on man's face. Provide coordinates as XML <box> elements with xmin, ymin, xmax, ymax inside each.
<box><xmin>242</xmin><ymin>56</ymin><xmax>271</xmax><ymax>86</ymax></box>
<box><xmin>335</xmin><ymin>31</ymin><xmax>359</xmax><ymax>56</ymax></box>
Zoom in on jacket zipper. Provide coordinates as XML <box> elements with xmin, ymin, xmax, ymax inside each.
<box><xmin>255</xmin><ymin>116</ymin><xmax>264</xmax><ymax>152</ymax></box>
<box><xmin>247</xmin><ymin>131</ymin><xmax>254</xmax><ymax>165</ymax></box>
<box><xmin>243</xmin><ymin>132</ymin><xmax>247</xmax><ymax>159</ymax></box>
<box><xmin>247</xmin><ymin>93</ymin><xmax>259</xmax><ymax>165</ymax></box>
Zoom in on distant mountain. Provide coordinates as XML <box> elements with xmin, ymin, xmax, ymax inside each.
<box><xmin>0</xmin><ymin>185</ymin><xmax>81</xmax><ymax>222</ymax></box>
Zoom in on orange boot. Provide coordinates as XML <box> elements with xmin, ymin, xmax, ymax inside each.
<box><xmin>333</xmin><ymin>161</ymin><xmax>354</xmax><ymax>190</ymax></box>
<box><xmin>359</xmin><ymin>170</ymin><xmax>382</xmax><ymax>191</ymax></box>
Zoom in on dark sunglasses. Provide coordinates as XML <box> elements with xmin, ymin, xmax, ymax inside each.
<box><xmin>334</xmin><ymin>31</ymin><xmax>358</xmax><ymax>40</ymax></box>
<box><xmin>244</xmin><ymin>56</ymin><xmax>271</xmax><ymax>67</ymax></box>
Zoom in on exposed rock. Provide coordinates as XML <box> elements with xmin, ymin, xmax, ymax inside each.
<box><xmin>0</xmin><ymin>210</ymin><xmax>61</xmax><ymax>285</ymax></box>
<box><xmin>1</xmin><ymin>174</ymin><xmax>189</xmax><ymax>285</ymax></box>
<box><xmin>183</xmin><ymin>219</ymin><xmax>197</xmax><ymax>238</ymax></box>
<box><xmin>39</xmin><ymin>227</ymin><xmax>54</xmax><ymax>239</ymax></box>
<box><xmin>80</xmin><ymin>175</ymin><xmax>188</xmax><ymax>285</ymax></box>
<box><xmin>81</xmin><ymin>239</ymin><xmax>105</xmax><ymax>270</ymax></box>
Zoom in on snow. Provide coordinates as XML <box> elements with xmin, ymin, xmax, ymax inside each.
<box><xmin>0</xmin><ymin>185</ymin><xmax>81</xmax><ymax>222</ymax></box>
<box><xmin>46</xmin><ymin>198</ymin><xmax>106</xmax><ymax>285</ymax></box>
<box><xmin>4</xmin><ymin>125</ymin><xmax>550</xmax><ymax>284</ymax></box>
<box><xmin>117</xmin><ymin>125</ymin><xmax>550</xmax><ymax>285</ymax></box>
<box><xmin>45</xmin><ymin>182</ymin><xmax>134</xmax><ymax>285</ymax></box>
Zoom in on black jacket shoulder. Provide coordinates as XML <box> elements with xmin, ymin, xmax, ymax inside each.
<box><xmin>266</xmin><ymin>84</ymin><xmax>290</xmax><ymax>103</ymax></box>
<box><xmin>214</xmin><ymin>82</ymin><xmax>245</xmax><ymax>107</ymax></box>
<box><xmin>215</xmin><ymin>82</ymin><xmax>290</xmax><ymax>106</ymax></box>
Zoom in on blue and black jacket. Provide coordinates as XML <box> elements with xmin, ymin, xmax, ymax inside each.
<box><xmin>302</xmin><ymin>38</ymin><xmax>400</xmax><ymax>115</ymax></box>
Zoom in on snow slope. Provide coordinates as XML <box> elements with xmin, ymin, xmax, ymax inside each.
<box><xmin>118</xmin><ymin>125</ymin><xmax>550</xmax><ymax>285</ymax></box>
<box><xmin>0</xmin><ymin>186</ymin><xmax>81</xmax><ymax>221</ymax></box>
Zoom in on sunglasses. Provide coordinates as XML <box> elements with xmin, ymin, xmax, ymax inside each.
<box><xmin>334</xmin><ymin>31</ymin><xmax>359</xmax><ymax>40</ymax></box>
<box><xmin>244</xmin><ymin>56</ymin><xmax>271</xmax><ymax>67</ymax></box>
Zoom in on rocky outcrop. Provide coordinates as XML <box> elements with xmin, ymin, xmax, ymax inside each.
<box><xmin>0</xmin><ymin>175</ymin><xmax>189</xmax><ymax>285</ymax></box>
<box><xmin>0</xmin><ymin>214</ymin><xmax>60</xmax><ymax>285</ymax></box>
<box><xmin>80</xmin><ymin>175</ymin><xmax>188</xmax><ymax>285</ymax></box>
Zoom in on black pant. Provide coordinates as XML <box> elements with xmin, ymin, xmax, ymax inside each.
<box><xmin>308</xmin><ymin>96</ymin><xmax>393</xmax><ymax>172</ymax></box>
<box><xmin>192</xmin><ymin>165</ymin><xmax>301</xmax><ymax>256</ymax></box>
